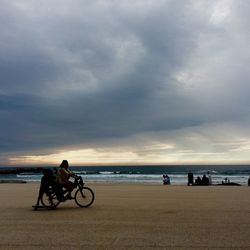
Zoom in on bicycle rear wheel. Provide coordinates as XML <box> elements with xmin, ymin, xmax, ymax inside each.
<box><xmin>41</xmin><ymin>189</ymin><xmax>60</xmax><ymax>208</ymax></box>
<box><xmin>74</xmin><ymin>187</ymin><xmax>95</xmax><ymax>207</ymax></box>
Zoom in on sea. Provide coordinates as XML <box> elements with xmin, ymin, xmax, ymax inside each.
<box><xmin>1</xmin><ymin>165</ymin><xmax>250</xmax><ymax>185</ymax></box>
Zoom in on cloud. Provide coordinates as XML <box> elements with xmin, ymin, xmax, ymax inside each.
<box><xmin>1</xmin><ymin>0</ymin><xmax>250</xmax><ymax>164</ymax></box>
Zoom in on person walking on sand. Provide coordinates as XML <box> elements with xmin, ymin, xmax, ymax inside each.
<box><xmin>56</xmin><ymin>160</ymin><xmax>76</xmax><ymax>199</ymax></box>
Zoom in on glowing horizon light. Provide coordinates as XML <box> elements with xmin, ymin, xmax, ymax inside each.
<box><xmin>8</xmin><ymin>148</ymin><xmax>141</xmax><ymax>165</ymax></box>
<box><xmin>7</xmin><ymin>145</ymin><xmax>250</xmax><ymax>166</ymax></box>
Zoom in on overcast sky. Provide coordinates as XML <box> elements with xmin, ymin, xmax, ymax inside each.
<box><xmin>1</xmin><ymin>0</ymin><xmax>250</xmax><ymax>166</ymax></box>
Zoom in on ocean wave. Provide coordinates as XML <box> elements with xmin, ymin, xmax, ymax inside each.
<box><xmin>16</xmin><ymin>174</ymin><xmax>42</xmax><ymax>178</ymax></box>
<box><xmin>196</xmin><ymin>170</ymin><xmax>218</xmax><ymax>174</ymax></box>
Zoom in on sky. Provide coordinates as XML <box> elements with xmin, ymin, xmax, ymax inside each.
<box><xmin>1</xmin><ymin>0</ymin><xmax>250</xmax><ymax>166</ymax></box>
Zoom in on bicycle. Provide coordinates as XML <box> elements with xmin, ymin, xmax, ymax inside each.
<box><xmin>33</xmin><ymin>173</ymin><xmax>95</xmax><ymax>210</ymax></box>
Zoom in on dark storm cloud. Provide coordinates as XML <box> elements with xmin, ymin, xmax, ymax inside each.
<box><xmin>1</xmin><ymin>0</ymin><xmax>250</xmax><ymax>161</ymax></box>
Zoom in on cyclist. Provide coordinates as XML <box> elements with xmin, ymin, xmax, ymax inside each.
<box><xmin>56</xmin><ymin>160</ymin><xmax>76</xmax><ymax>199</ymax></box>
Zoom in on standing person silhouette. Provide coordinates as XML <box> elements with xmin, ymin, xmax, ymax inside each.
<box><xmin>207</xmin><ymin>171</ymin><xmax>212</xmax><ymax>185</ymax></box>
<box><xmin>56</xmin><ymin>160</ymin><xmax>76</xmax><ymax>199</ymax></box>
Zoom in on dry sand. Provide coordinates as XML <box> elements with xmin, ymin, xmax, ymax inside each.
<box><xmin>0</xmin><ymin>183</ymin><xmax>250</xmax><ymax>249</ymax></box>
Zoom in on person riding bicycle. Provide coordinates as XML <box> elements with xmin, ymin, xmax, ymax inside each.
<box><xmin>56</xmin><ymin>160</ymin><xmax>76</xmax><ymax>199</ymax></box>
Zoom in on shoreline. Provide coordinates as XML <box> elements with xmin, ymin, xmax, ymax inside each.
<box><xmin>1</xmin><ymin>180</ymin><xmax>249</xmax><ymax>188</ymax></box>
<box><xmin>0</xmin><ymin>179</ymin><xmax>249</xmax><ymax>186</ymax></box>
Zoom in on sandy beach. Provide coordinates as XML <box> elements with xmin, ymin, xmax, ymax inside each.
<box><xmin>0</xmin><ymin>183</ymin><xmax>250</xmax><ymax>249</ymax></box>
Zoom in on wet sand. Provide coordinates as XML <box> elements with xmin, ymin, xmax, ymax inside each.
<box><xmin>0</xmin><ymin>183</ymin><xmax>250</xmax><ymax>249</ymax></box>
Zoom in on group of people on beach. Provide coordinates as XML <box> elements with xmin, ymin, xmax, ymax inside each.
<box><xmin>187</xmin><ymin>171</ymin><xmax>212</xmax><ymax>186</ymax></box>
<box><xmin>194</xmin><ymin>172</ymin><xmax>212</xmax><ymax>186</ymax></box>
<box><xmin>163</xmin><ymin>173</ymin><xmax>213</xmax><ymax>186</ymax></box>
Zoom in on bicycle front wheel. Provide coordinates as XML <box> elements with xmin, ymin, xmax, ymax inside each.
<box><xmin>75</xmin><ymin>187</ymin><xmax>95</xmax><ymax>207</ymax></box>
